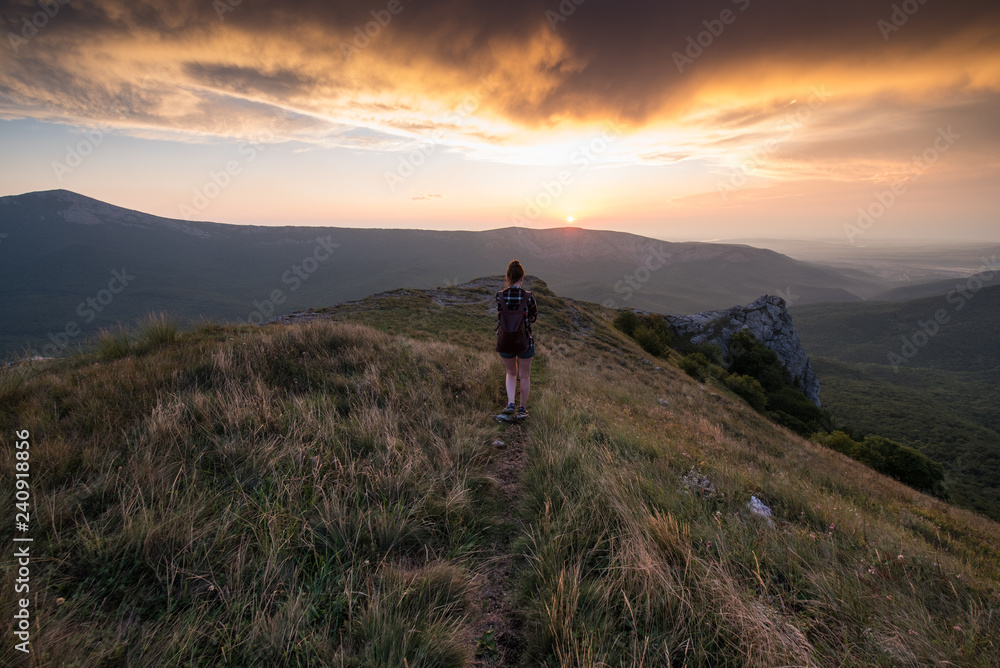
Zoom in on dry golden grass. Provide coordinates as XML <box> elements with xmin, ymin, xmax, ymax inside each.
<box><xmin>1</xmin><ymin>280</ymin><xmax>998</xmax><ymax>666</ymax></box>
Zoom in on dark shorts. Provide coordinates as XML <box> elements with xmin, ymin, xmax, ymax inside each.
<box><xmin>498</xmin><ymin>344</ymin><xmax>535</xmax><ymax>360</ymax></box>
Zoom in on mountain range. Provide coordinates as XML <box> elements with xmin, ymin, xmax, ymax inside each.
<box><xmin>0</xmin><ymin>189</ymin><xmax>886</xmax><ymax>357</ymax></box>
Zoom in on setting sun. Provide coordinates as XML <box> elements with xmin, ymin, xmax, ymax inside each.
<box><xmin>0</xmin><ymin>0</ymin><xmax>996</xmax><ymax>240</ymax></box>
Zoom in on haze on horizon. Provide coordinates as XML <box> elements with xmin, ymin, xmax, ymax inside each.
<box><xmin>1</xmin><ymin>0</ymin><xmax>998</xmax><ymax>242</ymax></box>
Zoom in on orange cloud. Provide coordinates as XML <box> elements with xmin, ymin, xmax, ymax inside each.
<box><xmin>1</xmin><ymin>0</ymin><xmax>997</xmax><ymax>201</ymax></box>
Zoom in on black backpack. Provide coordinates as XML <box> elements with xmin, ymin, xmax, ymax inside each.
<box><xmin>496</xmin><ymin>291</ymin><xmax>531</xmax><ymax>354</ymax></box>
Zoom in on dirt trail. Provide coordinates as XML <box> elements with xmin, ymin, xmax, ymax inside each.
<box><xmin>470</xmin><ymin>419</ymin><xmax>529</xmax><ymax>666</ymax></box>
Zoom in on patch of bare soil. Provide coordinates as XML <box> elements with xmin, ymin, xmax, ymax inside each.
<box><xmin>470</xmin><ymin>421</ymin><xmax>528</xmax><ymax>666</ymax></box>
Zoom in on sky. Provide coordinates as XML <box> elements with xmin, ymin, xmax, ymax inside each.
<box><xmin>1</xmin><ymin>0</ymin><xmax>998</xmax><ymax>242</ymax></box>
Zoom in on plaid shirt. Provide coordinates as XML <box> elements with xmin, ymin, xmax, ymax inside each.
<box><xmin>496</xmin><ymin>286</ymin><xmax>538</xmax><ymax>347</ymax></box>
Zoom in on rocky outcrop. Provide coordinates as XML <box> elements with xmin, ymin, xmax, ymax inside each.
<box><xmin>664</xmin><ymin>295</ymin><xmax>821</xmax><ymax>406</ymax></box>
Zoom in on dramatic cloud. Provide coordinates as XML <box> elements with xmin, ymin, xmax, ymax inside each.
<box><xmin>1</xmin><ymin>0</ymin><xmax>997</xmax><ymax>235</ymax></box>
<box><xmin>4</xmin><ymin>1</ymin><xmax>998</xmax><ymax>135</ymax></box>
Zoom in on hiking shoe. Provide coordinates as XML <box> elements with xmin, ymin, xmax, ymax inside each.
<box><xmin>516</xmin><ymin>406</ymin><xmax>529</xmax><ymax>419</ymax></box>
<box><xmin>502</xmin><ymin>403</ymin><xmax>516</xmax><ymax>414</ymax></box>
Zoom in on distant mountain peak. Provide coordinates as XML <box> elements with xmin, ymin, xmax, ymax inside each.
<box><xmin>2</xmin><ymin>188</ymin><xmax>216</xmax><ymax>238</ymax></box>
<box><xmin>9</xmin><ymin>188</ymin><xmax>110</xmax><ymax>207</ymax></box>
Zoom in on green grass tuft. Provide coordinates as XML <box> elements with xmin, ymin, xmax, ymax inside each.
<box><xmin>93</xmin><ymin>325</ymin><xmax>132</xmax><ymax>360</ymax></box>
<box><xmin>137</xmin><ymin>312</ymin><xmax>180</xmax><ymax>350</ymax></box>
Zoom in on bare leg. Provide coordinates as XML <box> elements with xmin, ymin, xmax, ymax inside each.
<box><xmin>502</xmin><ymin>356</ymin><xmax>518</xmax><ymax>405</ymax></box>
<box><xmin>517</xmin><ymin>356</ymin><xmax>533</xmax><ymax>408</ymax></box>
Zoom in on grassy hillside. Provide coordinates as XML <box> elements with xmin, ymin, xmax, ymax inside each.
<box><xmin>2</xmin><ymin>280</ymin><xmax>999</xmax><ymax>666</ymax></box>
<box><xmin>0</xmin><ymin>189</ymin><xmax>880</xmax><ymax>357</ymax></box>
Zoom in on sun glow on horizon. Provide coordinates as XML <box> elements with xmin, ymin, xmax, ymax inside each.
<box><xmin>0</xmin><ymin>0</ymin><xmax>997</xmax><ymax>240</ymax></box>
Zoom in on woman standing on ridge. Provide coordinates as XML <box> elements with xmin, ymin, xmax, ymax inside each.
<box><xmin>496</xmin><ymin>260</ymin><xmax>537</xmax><ymax>419</ymax></box>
